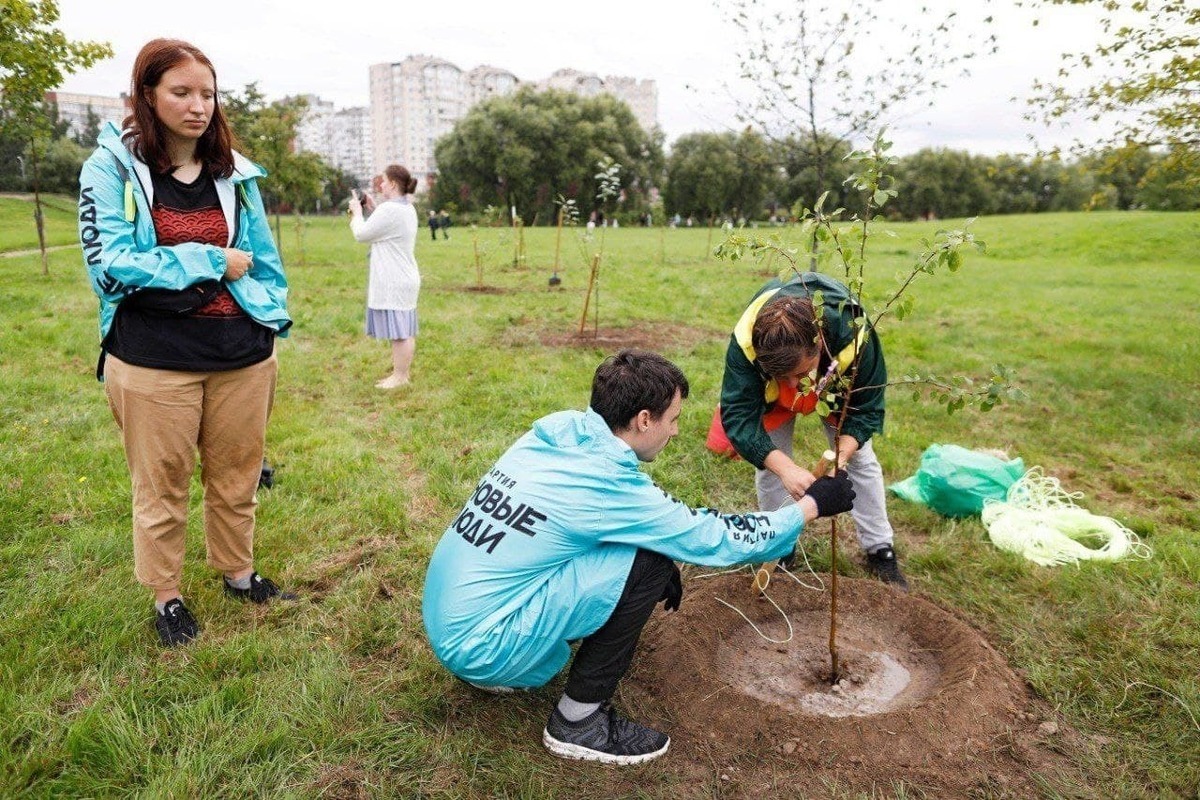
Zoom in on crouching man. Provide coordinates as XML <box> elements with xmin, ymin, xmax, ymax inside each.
<box><xmin>421</xmin><ymin>350</ymin><xmax>854</xmax><ymax>765</ymax></box>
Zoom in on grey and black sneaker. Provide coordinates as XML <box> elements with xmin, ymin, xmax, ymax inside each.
<box><xmin>223</xmin><ymin>572</ymin><xmax>297</xmax><ymax>604</ymax></box>
<box><xmin>155</xmin><ymin>598</ymin><xmax>199</xmax><ymax>646</ymax></box>
<box><xmin>543</xmin><ymin>702</ymin><xmax>670</xmax><ymax>765</ymax></box>
<box><xmin>865</xmin><ymin>545</ymin><xmax>909</xmax><ymax>591</ymax></box>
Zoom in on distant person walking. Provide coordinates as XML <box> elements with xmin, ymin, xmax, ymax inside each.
<box><xmin>427</xmin><ymin>209</ymin><xmax>439</xmax><ymax>241</ymax></box>
<box><xmin>348</xmin><ymin>164</ymin><xmax>420</xmax><ymax>389</ymax></box>
<box><xmin>438</xmin><ymin>209</ymin><xmax>451</xmax><ymax>240</ymax></box>
<box><xmin>77</xmin><ymin>38</ymin><xmax>295</xmax><ymax>647</ymax></box>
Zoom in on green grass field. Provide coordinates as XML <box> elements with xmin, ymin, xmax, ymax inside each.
<box><xmin>0</xmin><ymin>194</ymin><xmax>80</xmax><ymax>252</ymax></box>
<box><xmin>1</xmin><ymin>203</ymin><xmax>1198</xmax><ymax>798</ymax></box>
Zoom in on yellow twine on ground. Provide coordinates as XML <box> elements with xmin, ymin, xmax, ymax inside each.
<box><xmin>714</xmin><ymin>592</ymin><xmax>795</xmax><ymax>644</ymax></box>
<box><xmin>694</xmin><ymin>540</ymin><xmax>825</xmax><ymax>644</ymax></box>
<box><xmin>981</xmin><ymin>468</ymin><xmax>1153</xmax><ymax>567</ymax></box>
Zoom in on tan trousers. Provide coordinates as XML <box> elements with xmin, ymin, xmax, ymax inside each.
<box><xmin>105</xmin><ymin>352</ymin><xmax>278</xmax><ymax>590</ymax></box>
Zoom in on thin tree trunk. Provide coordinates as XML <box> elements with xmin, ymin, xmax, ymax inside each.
<box><xmin>30</xmin><ymin>141</ymin><xmax>48</xmax><ymax>275</ymax></box>
<box><xmin>511</xmin><ymin>204</ymin><xmax>521</xmax><ymax>268</ymax></box>
<box><xmin>807</xmin><ymin>84</ymin><xmax>824</xmax><ymax>271</ymax></box>
<box><xmin>474</xmin><ymin>235</ymin><xmax>483</xmax><ymax>288</ymax></box>
<box><xmin>293</xmin><ymin>211</ymin><xmax>306</xmax><ymax>266</ymax></box>
<box><xmin>553</xmin><ymin>207</ymin><xmax>564</xmax><ymax>272</ymax></box>
<box><xmin>829</xmin><ymin>516</ymin><xmax>840</xmax><ymax>682</ymax></box>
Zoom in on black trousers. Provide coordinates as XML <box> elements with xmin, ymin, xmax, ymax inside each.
<box><xmin>563</xmin><ymin>548</ymin><xmax>675</xmax><ymax>703</ymax></box>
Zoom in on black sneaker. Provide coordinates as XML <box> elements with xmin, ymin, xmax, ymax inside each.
<box><xmin>865</xmin><ymin>545</ymin><xmax>910</xmax><ymax>591</ymax></box>
<box><xmin>258</xmin><ymin>459</ymin><xmax>275</xmax><ymax>489</ymax></box>
<box><xmin>543</xmin><ymin>702</ymin><xmax>670</xmax><ymax>765</ymax></box>
<box><xmin>155</xmin><ymin>598</ymin><xmax>199</xmax><ymax>646</ymax></box>
<box><xmin>223</xmin><ymin>572</ymin><xmax>297</xmax><ymax>604</ymax></box>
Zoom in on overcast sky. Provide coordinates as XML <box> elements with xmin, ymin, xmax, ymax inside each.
<box><xmin>53</xmin><ymin>0</ymin><xmax>1113</xmax><ymax>156</ymax></box>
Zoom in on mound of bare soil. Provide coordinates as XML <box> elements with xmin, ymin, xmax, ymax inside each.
<box><xmin>619</xmin><ymin>573</ymin><xmax>1086</xmax><ymax>798</ymax></box>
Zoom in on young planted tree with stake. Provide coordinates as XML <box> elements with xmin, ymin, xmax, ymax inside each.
<box><xmin>551</xmin><ymin>193</ymin><xmax>578</xmax><ymax>286</ymax></box>
<box><xmin>577</xmin><ymin>158</ymin><xmax>622</xmax><ymax>337</ymax></box>
<box><xmin>716</xmin><ymin>132</ymin><xmax>1022</xmax><ymax>679</ymax></box>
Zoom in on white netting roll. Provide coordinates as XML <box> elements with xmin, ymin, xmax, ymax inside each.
<box><xmin>981</xmin><ymin>468</ymin><xmax>1153</xmax><ymax>566</ymax></box>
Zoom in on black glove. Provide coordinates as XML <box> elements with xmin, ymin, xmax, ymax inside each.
<box><xmin>660</xmin><ymin>562</ymin><xmax>683</xmax><ymax>612</ymax></box>
<box><xmin>804</xmin><ymin>473</ymin><xmax>856</xmax><ymax>517</ymax></box>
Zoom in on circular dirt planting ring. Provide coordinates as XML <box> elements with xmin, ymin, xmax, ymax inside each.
<box><xmin>624</xmin><ymin>572</ymin><xmax>1083</xmax><ymax>797</ymax></box>
<box><xmin>717</xmin><ymin>609</ymin><xmax>943</xmax><ymax>718</ymax></box>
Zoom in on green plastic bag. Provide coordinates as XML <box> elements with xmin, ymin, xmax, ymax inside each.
<box><xmin>889</xmin><ymin>444</ymin><xmax>1025</xmax><ymax>518</ymax></box>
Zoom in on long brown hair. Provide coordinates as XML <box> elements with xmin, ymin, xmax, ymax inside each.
<box><xmin>122</xmin><ymin>38</ymin><xmax>236</xmax><ymax>179</ymax></box>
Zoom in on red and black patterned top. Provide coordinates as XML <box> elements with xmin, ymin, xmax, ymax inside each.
<box><xmin>103</xmin><ymin>169</ymin><xmax>274</xmax><ymax>372</ymax></box>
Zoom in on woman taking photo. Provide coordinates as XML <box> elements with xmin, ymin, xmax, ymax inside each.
<box><xmin>78</xmin><ymin>38</ymin><xmax>293</xmax><ymax>647</ymax></box>
<box><xmin>347</xmin><ymin>164</ymin><xmax>420</xmax><ymax>389</ymax></box>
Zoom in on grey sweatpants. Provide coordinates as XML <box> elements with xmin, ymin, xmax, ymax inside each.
<box><xmin>754</xmin><ymin>418</ymin><xmax>894</xmax><ymax>553</ymax></box>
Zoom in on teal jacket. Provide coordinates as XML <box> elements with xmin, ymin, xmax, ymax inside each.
<box><xmin>720</xmin><ymin>273</ymin><xmax>886</xmax><ymax>468</ymax></box>
<box><xmin>422</xmin><ymin>408</ymin><xmax>808</xmax><ymax>688</ymax></box>
<box><xmin>78</xmin><ymin>123</ymin><xmax>291</xmax><ymax>345</ymax></box>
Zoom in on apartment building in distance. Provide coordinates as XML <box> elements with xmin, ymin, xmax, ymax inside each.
<box><xmin>327</xmin><ymin>107</ymin><xmax>372</xmax><ymax>184</ymax></box>
<box><xmin>369</xmin><ymin>55</ymin><xmax>658</xmax><ymax>186</ymax></box>
<box><xmin>43</xmin><ymin>87</ymin><xmax>376</xmax><ymax>188</ymax></box>
<box><xmin>44</xmin><ymin>91</ymin><xmax>129</xmax><ymax>138</ymax></box>
<box><xmin>293</xmin><ymin>95</ymin><xmax>373</xmax><ymax>183</ymax></box>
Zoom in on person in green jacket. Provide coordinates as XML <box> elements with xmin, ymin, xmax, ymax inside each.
<box><xmin>719</xmin><ymin>272</ymin><xmax>908</xmax><ymax>589</ymax></box>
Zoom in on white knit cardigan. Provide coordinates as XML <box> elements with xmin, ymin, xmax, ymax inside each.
<box><xmin>350</xmin><ymin>198</ymin><xmax>420</xmax><ymax>310</ymax></box>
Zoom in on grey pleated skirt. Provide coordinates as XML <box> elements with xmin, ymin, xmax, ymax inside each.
<box><xmin>365</xmin><ymin>308</ymin><xmax>419</xmax><ymax>340</ymax></box>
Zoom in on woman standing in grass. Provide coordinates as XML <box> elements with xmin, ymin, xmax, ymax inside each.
<box><xmin>77</xmin><ymin>39</ymin><xmax>294</xmax><ymax>647</ymax></box>
<box><xmin>347</xmin><ymin>164</ymin><xmax>420</xmax><ymax>389</ymax></box>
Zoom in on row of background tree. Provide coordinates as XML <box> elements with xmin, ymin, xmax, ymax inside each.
<box><xmin>4</xmin><ymin>85</ymin><xmax>1196</xmax><ymax>227</ymax></box>
<box><xmin>429</xmin><ymin>87</ymin><xmax>1199</xmax><ymax>222</ymax></box>
<box><xmin>4</xmin><ymin>0</ymin><xmax>1196</xmax><ymax>244</ymax></box>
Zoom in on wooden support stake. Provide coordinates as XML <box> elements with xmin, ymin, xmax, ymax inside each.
<box><xmin>827</xmin><ymin>449</ymin><xmax>841</xmax><ymax>682</ymax></box>
<box><xmin>474</xmin><ymin>237</ymin><xmax>482</xmax><ymax>288</ymax></box>
<box><xmin>578</xmin><ymin>253</ymin><xmax>601</xmax><ymax>335</ymax></box>
<box><xmin>830</xmin><ymin>516</ymin><xmax>841</xmax><ymax>682</ymax></box>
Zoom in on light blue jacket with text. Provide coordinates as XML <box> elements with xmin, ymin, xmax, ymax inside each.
<box><xmin>422</xmin><ymin>408</ymin><xmax>807</xmax><ymax>688</ymax></box>
<box><xmin>78</xmin><ymin>122</ymin><xmax>291</xmax><ymax>345</ymax></box>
